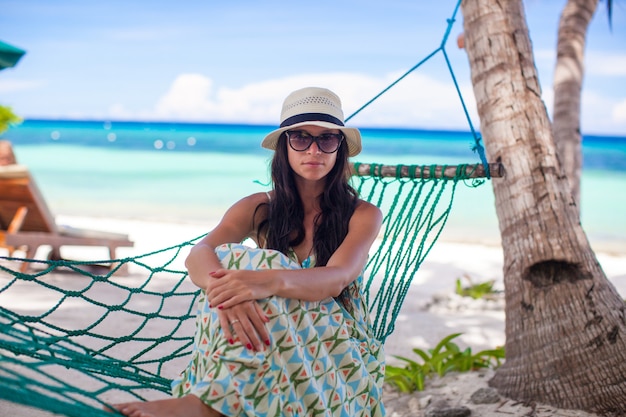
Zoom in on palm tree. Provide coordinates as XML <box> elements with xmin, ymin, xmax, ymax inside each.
<box><xmin>460</xmin><ymin>0</ymin><xmax>626</xmax><ymax>415</ymax></box>
<box><xmin>552</xmin><ymin>0</ymin><xmax>599</xmax><ymax>215</ymax></box>
<box><xmin>0</xmin><ymin>105</ymin><xmax>21</xmax><ymax>136</ymax></box>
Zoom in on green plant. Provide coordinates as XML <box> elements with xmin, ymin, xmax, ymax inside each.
<box><xmin>455</xmin><ymin>274</ymin><xmax>500</xmax><ymax>300</ymax></box>
<box><xmin>384</xmin><ymin>333</ymin><xmax>505</xmax><ymax>393</ymax></box>
<box><xmin>0</xmin><ymin>105</ymin><xmax>22</xmax><ymax>136</ymax></box>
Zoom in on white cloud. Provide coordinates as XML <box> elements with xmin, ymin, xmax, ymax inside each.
<box><xmin>133</xmin><ymin>71</ymin><xmax>479</xmax><ymax>130</ymax></box>
<box><xmin>153</xmin><ymin>74</ymin><xmax>217</xmax><ymax>120</ymax></box>
<box><xmin>612</xmin><ymin>99</ymin><xmax>626</xmax><ymax>125</ymax></box>
<box><xmin>579</xmin><ymin>90</ymin><xmax>626</xmax><ymax>134</ymax></box>
<box><xmin>342</xmin><ymin>71</ymin><xmax>479</xmax><ymax>129</ymax></box>
<box><xmin>109</xmin><ymin>66</ymin><xmax>623</xmax><ymax>135</ymax></box>
<box><xmin>586</xmin><ymin>52</ymin><xmax>626</xmax><ymax>76</ymax></box>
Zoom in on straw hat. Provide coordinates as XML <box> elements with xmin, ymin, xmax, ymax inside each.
<box><xmin>261</xmin><ymin>87</ymin><xmax>362</xmax><ymax>157</ymax></box>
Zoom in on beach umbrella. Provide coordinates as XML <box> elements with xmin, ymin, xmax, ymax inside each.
<box><xmin>0</xmin><ymin>40</ymin><xmax>26</xmax><ymax>70</ymax></box>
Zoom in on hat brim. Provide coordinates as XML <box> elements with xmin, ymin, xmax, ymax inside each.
<box><xmin>261</xmin><ymin>121</ymin><xmax>362</xmax><ymax>157</ymax></box>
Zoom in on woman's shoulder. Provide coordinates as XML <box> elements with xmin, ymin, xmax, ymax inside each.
<box><xmin>219</xmin><ymin>192</ymin><xmax>270</xmax><ymax>237</ymax></box>
<box><xmin>354</xmin><ymin>199</ymin><xmax>383</xmax><ymax>221</ymax></box>
<box><xmin>234</xmin><ymin>191</ymin><xmax>271</xmax><ymax>207</ymax></box>
<box><xmin>355</xmin><ymin>198</ymin><xmax>380</xmax><ymax>211</ymax></box>
<box><xmin>223</xmin><ymin>192</ymin><xmax>270</xmax><ymax>219</ymax></box>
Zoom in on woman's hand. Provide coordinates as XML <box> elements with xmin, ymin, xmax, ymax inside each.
<box><xmin>206</xmin><ymin>269</ymin><xmax>275</xmax><ymax>309</ymax></box>
<box><xmin>217</xmin><ymin>300</ymin><xmax>270</xmax><ymax>352</ymax></box>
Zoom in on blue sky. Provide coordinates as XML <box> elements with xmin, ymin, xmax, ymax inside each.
<box><xmin>1</xmin><ymin>0</ymin><xmax>625</xmax><ymax>135</ymax></box>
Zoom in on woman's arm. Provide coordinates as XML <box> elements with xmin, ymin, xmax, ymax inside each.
<box><xmin>185</xmin><ymin>192</ymin><xmax>267</xmax><ymax>289</ymax></box>
<box><xmin>186</xmin><ymin>192</ymin><xmax>271</xmax><ymax>351</ymax></box>
<box><xmin>206</xmin><ymin>200</ymin><xmax>382</xmax><ymax>308</ymax></box>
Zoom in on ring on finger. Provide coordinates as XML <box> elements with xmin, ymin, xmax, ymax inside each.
<box><xmin>230</xmin><ymin>319</ymin><xmax>240</xmax><ymax>325</ymax></box>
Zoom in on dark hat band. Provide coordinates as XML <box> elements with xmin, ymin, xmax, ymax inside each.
<box><xmin>280</xmin><ymin>113</ymin><xmax>344</xmax><ymax>128</ymax></box>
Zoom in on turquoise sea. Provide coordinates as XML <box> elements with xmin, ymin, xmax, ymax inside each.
<box><xmin>4</xmin><ymin>119</ymin><xmax>626</xmax><ymax>253</ymax></box>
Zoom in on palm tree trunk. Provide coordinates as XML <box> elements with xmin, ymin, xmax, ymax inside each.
<box><xmin>460</xmin><ymin>0</ymin><xmax>626</xmax><ymax>414</ymax></box>
<box><xmin>553</xmin><ymin>0</ymin><xmax>598</xmax><ymax>215</ymax></box>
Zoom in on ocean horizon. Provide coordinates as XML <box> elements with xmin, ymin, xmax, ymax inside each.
<box><xmin>3</xmin><ymin>119</ymin><xmax>626</xmax><ymax>254</ymax></box>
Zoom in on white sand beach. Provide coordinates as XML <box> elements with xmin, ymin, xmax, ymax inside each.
<box><xmin>1</xmin><ymin>215</ymin><xmax>624</xmax><ymax>417</ymax></box>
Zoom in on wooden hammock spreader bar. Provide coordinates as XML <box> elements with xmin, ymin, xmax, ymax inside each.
<box><xmin>350</xmin><ymin>162</ymin><xmax>503</xmax><ymax>179</ymax></box>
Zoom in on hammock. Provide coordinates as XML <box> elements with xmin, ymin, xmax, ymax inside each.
<box><xmin>0</xmin><ymin>1</ymin><xmax>502</xmax><ymax>415</ymax></box>
<box><xmin>0</xmin><ymin>161</ymin><xmax>500</xmax><ymax>416</ymax></box>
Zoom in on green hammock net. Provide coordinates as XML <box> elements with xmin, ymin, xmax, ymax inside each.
<box><xmin>0</xmin><ymin>1</ymin><xmax>497</xmax><ymax>415</ymax></box>
<box><xmin>0</xmin><ymin>162</ymin><xmax>493</xmax><ymax>416</ymax></box>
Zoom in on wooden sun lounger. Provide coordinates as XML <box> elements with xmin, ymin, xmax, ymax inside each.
<box><xmin>0</xmin><ymin>164</ymin><xmax>134</xmax><ymax>273</ymax></box>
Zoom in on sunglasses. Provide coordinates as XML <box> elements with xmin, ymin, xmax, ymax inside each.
<box><xmin>285</xmin><ymin>130</ymin><xmax>344</xmax><ymax>154</ymax></box>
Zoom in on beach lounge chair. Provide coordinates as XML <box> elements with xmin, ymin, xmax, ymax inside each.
<box><xmin>0</xmin><ymin>164</ymin><xmax>134</xmax><ymax>272</ymax></box>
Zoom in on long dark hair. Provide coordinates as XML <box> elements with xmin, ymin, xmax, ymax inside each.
<box><xmin>257</xmin><ymin>131</ymin><xmax>358</xmax><ymax>267</ymax></box>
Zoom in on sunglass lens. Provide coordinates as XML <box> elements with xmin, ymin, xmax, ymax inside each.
<box><xmin>317</xmin><ymin>134</ymin><xmax>341</xmax><ymax>153</ymax></box>
<box><xmin>289</xmin><ymin>132</ymin><xmax>311</xmax><ymax>151</ymax></box>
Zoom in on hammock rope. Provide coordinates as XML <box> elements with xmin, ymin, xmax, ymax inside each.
<box><xmin>0</xmin><ymin>163</ymin><xmax>486</xmax><ymax>416</ymax></box>
<box><xmin>345</xmin><ymin>0</ymin><xmax>490</xmax><ymax>179</ymax></box>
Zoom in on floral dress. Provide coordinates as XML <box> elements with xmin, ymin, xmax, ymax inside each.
<box><xmin>171</xmin><ymin>243</ymin><xmax>385</xmax><ymax>416</ymax></box>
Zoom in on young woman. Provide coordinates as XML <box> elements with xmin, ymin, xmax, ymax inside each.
<box><xmin>113</xmin><ymin>87</ymin><xmax>385</xmax><ymax>417</ymax></box>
